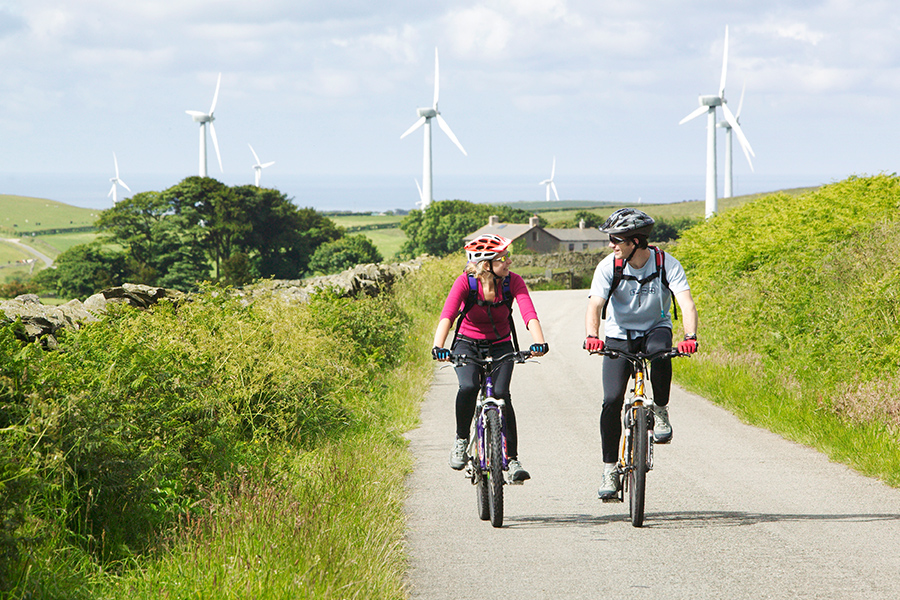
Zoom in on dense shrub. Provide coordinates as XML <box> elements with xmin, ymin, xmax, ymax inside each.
<box><xmin>673</xmin><ymin>174</ymin><xmax>900</xmax><ymax>426</ymax></box>
<box><xmin>0</xmin><ymin>280</ymin><xmax>413</xmax><ymax>591</ymax></box>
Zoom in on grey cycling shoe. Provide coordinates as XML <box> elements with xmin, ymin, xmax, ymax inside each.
<box><xmin>652</xmin><ymin>404</ymin><xmax>673</xmax><ymax>444</ymax></box>
<box><xmin>507</xmin><ymin>459</ymin><xmax>531</xmax><ymax>482</ymax></box>
<box><xmin>598</xmin><ymin>469</ymin><xmax>621</xmax><ymax>499</ymax></box>
<box><xmin>449</xmin><ymin>438</ymin><xmax>468</xmax><ymax>470</ymax></box>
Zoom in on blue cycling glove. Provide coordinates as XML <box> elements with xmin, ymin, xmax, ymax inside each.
<box><xmin>530</xmin><ymin>343</ymin><xmax>549</xmax><ymax>355</ymax></box>
<box><xmin>432</xmin><ymin>346</ymin><xmax>451</xmax><ymax>360</ymax></box>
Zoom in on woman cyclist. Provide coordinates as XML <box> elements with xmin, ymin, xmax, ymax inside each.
<box><xmin>432</xmin><ymin>234</ymin><xmax>549</xmax><ymax>482</ymax></box>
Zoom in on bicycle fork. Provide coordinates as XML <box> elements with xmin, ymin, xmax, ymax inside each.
<box><xmin>618</xmin><ymin>372</ymin><xmax>655</xmax><ymax>476</ymax></box>
<box><xmin>466</xmin><ymin>396</ymin><xmax>509</xmax><ymax>478</ymax></box>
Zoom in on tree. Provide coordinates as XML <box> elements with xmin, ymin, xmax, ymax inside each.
<box><xmin>37</xmin><ymin>243</ymin><xmax>129</xmax><ymax>298</ymax></box>
<box><xmin>308</xmin><ymin>234</ymin><xmax>383</xmax><ymax>275</ymax></box>
<box><xmin>399</xmin><ymin>200</ymin><xmax>542</xmax><ymax>258</ymax></box>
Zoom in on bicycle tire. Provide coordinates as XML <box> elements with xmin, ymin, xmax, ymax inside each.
<box><xmin>629</xmin><ymin>405</ymin><xmax>649</xmax><ymax>527</ymax></box>
<box><xmin>485</xmin><ymin>409</ymin><xmax>504</xmax><ymax>528</ymax></box>
<box><xmin>475</xmin><ymin>435</ymin><xmax>490</xmax><ymax>520</ymax></box>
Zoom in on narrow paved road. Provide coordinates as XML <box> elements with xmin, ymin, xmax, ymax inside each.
<box><xmin>1</xmin><ymin>237</ymin><xmax>54</xmax><ymax>267</ymax></box>
<box><xmin>405</xmin><ymin>289</ymin><xmax>900</xmax><ymax>599</ymax></box>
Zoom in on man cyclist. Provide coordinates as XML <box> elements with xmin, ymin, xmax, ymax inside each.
<box><xmin>583</xmin><ymin>208</ymin><xmax>699</xmax><ymax>499</ymax></box>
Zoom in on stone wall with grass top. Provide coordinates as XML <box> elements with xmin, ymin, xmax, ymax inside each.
<box><xmin>0</xmin><ymin>258</ymin><xmax>428</xmax><ymax>346</ymax></box>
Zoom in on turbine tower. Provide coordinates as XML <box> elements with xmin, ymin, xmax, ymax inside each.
<box><xmin>538</xmin><ymin>156</ymin><xmax>559</xmax><ymax>201</ymax></box>
<box><xmin>400</xmin><ymin>48</ymin><xmax>467</xmax><ymax>210</ymax></box>
<box><xmin>717</xmin><ymin>83</ymin><xmax>754</xmax><ymax>198</ymax></box>
<box><xmin>186</xmin><ymin>73</ymin><xmax>223</xmax><ymax>177</ymax></box>
<box><xmin>108</xmin><ymin>153</ymin><xmax>131</xmax><ymax>203</ymax></box>
<box><xmin>249</xmin><ymin>144</ymin><xmax>274</xmax><ymax>187</ymax></box>
<box><xmin>678</xmin><ymin>26</ymin><xmax>754</xmax><ymax>218</ymax></box>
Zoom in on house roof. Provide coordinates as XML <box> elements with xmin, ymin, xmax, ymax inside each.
<box><xmin>464</xmin><ymin>223</ymin><xmax>561</xmax><ymax>243</ymax></box>
<box><xmin>545</xmin><ymin>228</ymin><xmax>607</xmax><ymax>243</ymax></box>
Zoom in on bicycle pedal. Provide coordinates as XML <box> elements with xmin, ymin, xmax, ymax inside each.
<box><xmin>601</xmin><ymin>497</ymin><xmax>623</xmax><ymax>503</ymax></box>
<box><xmin>506</xmin><ymin>477</ymin><xmax>525</xmax><ymax>485</ymax></box>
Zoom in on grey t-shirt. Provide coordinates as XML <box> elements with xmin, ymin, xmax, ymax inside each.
<box><xmin>588</xmin><ymin>250</ymin><xmax>690</xmax><ymax>339</ymax></box>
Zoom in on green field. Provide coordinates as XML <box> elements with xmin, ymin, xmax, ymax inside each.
<box><xmin>0</xmin><ymin>194</ymin><xmax>100</xmax><ymax>234</ymax></box>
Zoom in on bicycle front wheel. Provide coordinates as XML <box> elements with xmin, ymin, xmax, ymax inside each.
<box><xmin>485</xmin><ymin>409</ymin><xmax>504</xmax><ymax>528</ymax></box>
<box><xmin>628</xmin><ymin>405</ymin><xmax>649</xmax><ymax>527</ymax></box>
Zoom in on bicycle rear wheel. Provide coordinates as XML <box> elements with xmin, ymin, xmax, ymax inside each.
<box><xmin>628</xmin><ymin>405</ymin><xmax>649</xmax><ymax>527</ymax></box>
<box><xmin>485</xmin><ymin>409</ymin><xmax>504</xmax><ymax>528</ymax></box>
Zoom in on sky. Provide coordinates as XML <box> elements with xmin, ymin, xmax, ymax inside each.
<box><xmin>1</xmin><ymin>0</ymin><xmax>899</xmax><ymax>212</ymax></box>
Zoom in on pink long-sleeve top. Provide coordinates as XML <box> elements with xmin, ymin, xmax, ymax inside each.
<box><xmin>439</xmin><ymin>272</ymin><xmax>540</xmax><ymax>342</ymax></box>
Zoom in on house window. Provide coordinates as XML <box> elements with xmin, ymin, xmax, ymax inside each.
<box><xmin>568</xmin><ymin>243</ymin><xmax>575</xmax><ymax>251</ymax></box>
<box><xmin>532</xmin><ymin>231</ymin><xmax>538</xmax><ymax>241</ymax></box>
<box><xmin>583</xmin><ymin>243</ymin><xmax>588</xmax><ymax>250</ymax></box>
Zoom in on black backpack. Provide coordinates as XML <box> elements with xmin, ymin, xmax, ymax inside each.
<box><xmin>601</xmin><ymin>246</ymin><xmax>677</xmax><ymax>321</ymax></box>
<box><xmin>452</xmin><ymin>273</ymin><xmax>520</xmax><ymax>350</ymax></box>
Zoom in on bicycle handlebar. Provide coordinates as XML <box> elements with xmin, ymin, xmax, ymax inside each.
<box><xmin>448</xmin><ymin>350</ymin><xmax>533</xmax><ymax>367</ymax></box>
<box><xmin>589</xmin><ymin>347</ymin><xmax>687</xmax><ymax>362</ymax></box>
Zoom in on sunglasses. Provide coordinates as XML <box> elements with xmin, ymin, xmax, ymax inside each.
<box><xmin>493</xmin><ymin>253</ymin><xmax>512</xmax><ymax>263</ymax></box>
<box><xmin>608</xmin><ymin>235</ymin><xmax>629</xmax><ymax>245</ymax></box>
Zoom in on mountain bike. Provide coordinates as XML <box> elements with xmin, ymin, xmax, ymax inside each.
<box><xmin>591</xmin><ymin>347</ymin><xmax>687</xmax><ymax>527</ymax></box>
<box><xmin>448</xmin><ymin>350</ymin><xmax>533</xmax><ymax>528</ymax></box>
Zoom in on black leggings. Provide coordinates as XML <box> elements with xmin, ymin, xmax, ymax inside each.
<box><xmin>451</xmin><ymin>338</ymin><xmax>520</xmax><ymax>459</ymax></box>
<box><xmin>599</xmin><ymin>328</ymin><xmax>673</xmax><ymax>464</ymax></box>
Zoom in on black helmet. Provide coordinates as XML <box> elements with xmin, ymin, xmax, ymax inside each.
<box><xmin>599</xmin><ymin>208</ymin><xmax>655</xmax><ymax>238</ymax></box>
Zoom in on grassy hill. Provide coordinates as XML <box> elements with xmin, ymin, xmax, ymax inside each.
<box><xmin>0</xmin><ymin>194</ymin><xmax>100</xmax><ymax>234</ymax></box>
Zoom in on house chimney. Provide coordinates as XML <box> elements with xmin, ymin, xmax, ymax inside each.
<box><xmin>488</xmin><ymin>215</ymin><xmax>499</xmax><ymax>226</ymax></box>
<box><xmin>579</xmin><ymin>218</ymin><xmax>585</xmax><ymax>229</ymax></box>
<box><xmin>529</xmin><ymin>215</ymin><xmax>539</xmax><ymax>227</ymax></box>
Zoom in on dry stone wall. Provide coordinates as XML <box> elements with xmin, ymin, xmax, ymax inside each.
<box><xmin>0</xmin><ymin>258</ymin><xmax>428</xmax><ymax>347</ymax></box>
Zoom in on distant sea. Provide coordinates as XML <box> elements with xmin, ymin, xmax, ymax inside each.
<box><xmin>0</xmin><ymin>172</ymin><xmax>832</xmax><ymax>213</ymax></box>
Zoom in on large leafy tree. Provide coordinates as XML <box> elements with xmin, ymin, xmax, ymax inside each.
<box><xmin>307</xmin><ymin>234</ymin><xmax>383</xmax><ymax>275</ymax></box>
<box><xmin>97</xmin><ymin>178</ymin><xmax>343</xmax><ymax>285</ymax></box>
<box><xmin>399</xmin><ymin>200</ymin><xmax>542</xmax><ymax>258</ymax></box>
<box><xmin>34</xmin><ymin>242</ymin><xmax>129</xmax><ymax>298</ymax></box>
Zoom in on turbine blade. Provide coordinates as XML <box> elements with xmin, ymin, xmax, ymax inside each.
<box><xmin>415</xmin><ymin>178</ymin><xmax>423</xmax><ymax>202</ymax></box>
<box><xmin>108</xmin><ymin>182</ymin><xmax>116</xmax><ymax>197</ymax></box>
<box><xmin>545</xmin><ymin>183</ymin><xmax>550</xmax><ymax>201</ymax></box>
<box><xmin>433</xmin><ymin>47</ymin><xmax>440</xmax><ymax>109</ymax></box>
<box><xmin>550</xmin><ymin>156</ymin><xmax>556</xmax><ymax>179</ymax></box>
<box><xmin>736</xmin><ymin>82</ymin><xmax>746</xmax><ymax>119</ymax></box>
<box><xmin>186</xmin><ymin>110</ymin><xmax>206</xmax><ymax>118</ymax></box>
<box><xmin>261</xmin><ymin>161</ymin><xmax>275</xmax><ymax>169</ymax></box>
<box><xmin>249</xmin><ymin>143</ymin><xmax>261</xmax><ymax>164</ymax></box>
<box><xmin>719</xmin><ymin>25</ymin><xmax>729</xmax><ymax>98</ymax></box>
<box><xmin>210</xmin><ymin>72</ymin><xmax>222</xmax><ymax>114</ymax></box>
<box><xmin>400</xmin><ymin>116</ymin><xmax>427</xmax><ymax>139</ymax></box>
<box><xmin>679</xmin><ymin>105</ymin><xmax>708</xmax><ymax>125</ymax></box>
<box><xmin>436</xmin><ymin>114</ymin><xmax>467</xmax><ymax>156</ymax></box>
<box><xmin>551</xmin><ymin>181</ymin><xmax>560</xmax><ymax>201</ymax></box>
<box><xmin>722</xmin><ymin>104</ymin><xmax>755</xmax><ymax>171</ymax></box>
<box><xmin>113</xmin><ymin>152</ymin><xmax>119</xmax><ymax>177</ymax></box>
<box><xmin>209</xmin><ymin>122</ymin><xmax>223</xmax><ymax>172</ymax></box>
<box><xmin>120</xmin><ymin>180</ymin><xmax>132</xmax><ymax>193</ymax></box>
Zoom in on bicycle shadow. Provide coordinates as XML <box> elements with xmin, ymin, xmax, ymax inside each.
<box><xmin>638</xmin><ymin>510</ymin><xmax>900</xmax><ymax>529</ymax></box>
<box><xmin>503</xmin><ymin>510</ymin><xmax>900</xmax><ymax>530</ymax></box>
<box><xmin>504</xmin><ymin>512</ymin><xmax>632</xmax><ymax>528</ymax></box>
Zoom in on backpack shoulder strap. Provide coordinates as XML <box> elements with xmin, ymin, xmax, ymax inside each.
<box><xmin>452</xmin><ymin>273</ymin><xmax>480</xmax><ymax>343</ymax></box>
<box><xmin>601</xmin><ymin>257</ymin><xmax>625</xmax><ymax>320</ymax></box>
<box><xmin>652</xmin><ymin>247</ymin><xmax>677</xmax><ymax>320</ymax></box>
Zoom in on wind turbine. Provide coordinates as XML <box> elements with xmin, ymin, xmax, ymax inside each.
<box><xmin>414</xmin><ymin>178</ymin><xmax>426</xmax><ymax>209</ymax></box>
<box><xmin>108</xmin><ymin>153</ymin><xmax>131</xmax><ymax>203</ymax></box>
<box><xmin>248</xmin><ymin>144</ymin><xmax>274</xmax><ymax>187</ymax></box>
<box><xmin>538</xmin><ymin>156</ymin><xmax>560</xmax><ymax>201</ymax></box>
<box><xmin>717</xmin><ymin>82</ymin><xmax>754</xmax><ymax>197</ymax></box>
<box><xmin>400</xmin><ymin>47</ymin><xmax>467</xmax><ymax>210</ymax></box>
<box><xmin>186</xmin><ymin>72</ymin><xmax>223</xmax><ymax>177</ymax></box>
<box><xmin>678</xmin><ymin>26</ymin><xmax>754</xmax><ymax>218</ymax></box>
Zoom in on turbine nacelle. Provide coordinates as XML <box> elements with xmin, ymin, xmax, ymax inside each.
<box><xmin>699</xmin><ymin>95</ymin><xmax>723</xmax><ymax>107</ymax></box>
<box><xmin>417</xmin><ymin>108</ymin><xmax>437</xmax><ymax>118</ymax></box>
